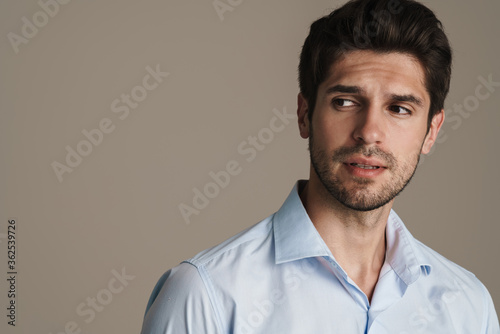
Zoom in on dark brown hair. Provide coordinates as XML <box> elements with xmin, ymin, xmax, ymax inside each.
<box><xmin>298</xmin><ymin>0</ymin><xmax>452</xmax><ymax>129</ymax></box>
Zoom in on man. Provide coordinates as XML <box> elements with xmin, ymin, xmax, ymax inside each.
<box><xmin>141</xmin><ymin>0</ymin><xmax>499</xmax><ymax>332</ymax></box>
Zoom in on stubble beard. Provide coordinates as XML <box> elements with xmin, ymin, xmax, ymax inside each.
<box><xmin>308</xmin><ymin>130</ymin><xmax>421</xmax><ymax>212</ymax></box>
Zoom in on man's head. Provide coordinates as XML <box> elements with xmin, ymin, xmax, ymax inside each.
<box><xmin>298</xmin><ymin>0</ymin><xmax>452</xmax><ymax>131</ymax></box>
<box><xmin>297</xmin><ymin>0</ymin><xmax>451</xmax><ymax>211</ymax></box>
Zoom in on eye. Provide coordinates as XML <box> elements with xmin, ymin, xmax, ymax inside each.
<box><xmin>332</xmin><ymin>98</ymin><xmax>357</xmax><ymax>107</ymax></box>
<box><xmin>389</xmin><ymin>105</ymin><xmax>412</xmax><ymax>115</ymax></box>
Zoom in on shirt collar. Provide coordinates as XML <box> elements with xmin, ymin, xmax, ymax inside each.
<box><xmin>273</xmin><ymin>180</ymin><xmax>331</xmax><ymax>264</ymax></box>
<box><xmin>385</xmin><ymin>210</ymin><xmax>432</xmax><ymax>285</ymax></box>
<box><xmin>272</xmin><ymin>180</ymin><xmax>432</xmax><ymax>285</ymax></box>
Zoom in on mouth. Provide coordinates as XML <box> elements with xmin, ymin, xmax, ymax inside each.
<box><xmin>343</xmin><ymin>161</ymin><xmax>387</xmax><ymax>178</ymax></box>
<box><xmin>348</xmin><ymin>163</ymin><xmax>381</xmax><ymax>170</ymax></box>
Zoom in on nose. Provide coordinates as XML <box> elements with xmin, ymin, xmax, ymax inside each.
<box><xmin>352</xmin><ymin>106</ymin><xmax>386</xmax><ymax>145</ymax></box>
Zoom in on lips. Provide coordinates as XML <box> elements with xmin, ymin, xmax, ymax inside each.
<box><xmin>343</xmin><ymin>157</ymin><xmax>388</xmax><ymax>179</ymax></box>
<box><xmin>345</xmin><ymin>157</ymin><xmax>387</xmax><ymax>169</ymax></box>
<box><xmin>349</xmin><ymin>163</ymin><xmax>380</xmax><ymax>169</ymax></box>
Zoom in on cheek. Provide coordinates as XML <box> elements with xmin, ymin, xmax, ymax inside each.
<box><xmin>313</xmin><ymin>120</ymin><xmax>350</xmax><ymax>150</ymax></box>
<box><xmin>313</xmin><ymin>110</ymin><xmax>354</xmax><ymax>144</ymax></box>
<box><xmin>391</xmin><ymin>130</ymin><xmax>426</xmax><ymax>161</ymax></box>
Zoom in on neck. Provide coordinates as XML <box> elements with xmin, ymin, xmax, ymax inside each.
<box><xmin>299</xmin><ymin>178</ymin><xmax>391</xmax><ymax>301</ymax></box>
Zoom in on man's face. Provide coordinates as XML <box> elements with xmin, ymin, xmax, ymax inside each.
<box><xmin>298</xmin><ymin>50</ymin><xmax>444</xmax><ymax>211</ymax></box>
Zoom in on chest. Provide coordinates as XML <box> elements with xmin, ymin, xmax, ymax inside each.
<box><xmin>213</xmin><ymin>260</ymin><xmax>483</xmax><ymax>334</ymax></box>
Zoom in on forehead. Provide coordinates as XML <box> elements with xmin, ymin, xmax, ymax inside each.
<box><xmin>322</xmin><ymin>50</ymin><xmax>429</xmax><ymax>102</ymax></box>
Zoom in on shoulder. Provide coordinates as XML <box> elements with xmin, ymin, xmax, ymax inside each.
<box><xmin>143</xmin><ymin>263</ymin><xmax>208</xmax><ymax>316</ymax></box>
<box><xmin>146</xmin><ymin>213</ymin><xmax>275</xmax><ymax>308</ymax></box>
<box><xmin>414</xmin><ymin>238</ymin><xmax>479</xmax><ymax>285</ymax></box>
<box><xmin>412</xmin><ymin>238</ymin><xmax>499</xmax><ymax>330</ymax></box>
<box><xmin>186</xmin><ymin>213</ymin><xmax>275</xmax><ymax>268</ymax></box>
<box><xmin>391</xmin><ymin>210</ymin><xmax>482</xmax><ymax>290</ymax></box>
<box><xmin>141</xmin><ymin>214</ymin><xmax>275</xmax><ymax>333</ymax></box>
<box><xmin>412</xmin><ymin>237</ymin><xmax>489</xmax><ymax>304</ymax></box>
<box><xmin>141</xmin><ymin>263</ymin><xmax>222</xmax><ymax>333</ymax></box>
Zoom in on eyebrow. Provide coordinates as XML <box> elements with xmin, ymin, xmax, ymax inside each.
<box><xmin>325</xmin><ymin>84</ymin><xmax>365</xmax><ymax>95</ymax></box>
<box><xmin>325</xmin><ymin>84</ymin><xmax>424</xmax><ymax>108</ymax></box>
<box><xmin>390</xmin><ymin>94</ymin><xmax>424</xmax><ymax>108</ymax></box>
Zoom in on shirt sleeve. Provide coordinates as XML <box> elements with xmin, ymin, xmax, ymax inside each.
<box><xmin>140</xmin><ymin>262</ymin><xmax>222</xmax><ymax>334</ymax></box>
<box><xmin>480</xmin><ymin>282</ymin><xmax>500</xmax><ymax>334</ymax></box>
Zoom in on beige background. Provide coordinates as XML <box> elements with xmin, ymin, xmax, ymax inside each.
<box><xmin>1</xmin><ymin>0</ymin><xmax>499</xmax><ymax>333</ymax></box>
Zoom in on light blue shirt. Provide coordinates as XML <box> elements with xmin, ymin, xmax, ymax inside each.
<box><xmin>141</xmin><ymin>180</ymin><xmax>499</xmax><ymax>333</ymax></box>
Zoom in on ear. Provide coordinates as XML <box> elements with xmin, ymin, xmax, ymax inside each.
<box><xmin>421</xmin><ymin>109</ymin><xmax>445</xmax><ymax>154</ymax></box>
<box><xmin>297</xmin><ymin>93</ymin><xmax>310</xmax><ymax>139</ymax></box>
